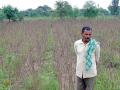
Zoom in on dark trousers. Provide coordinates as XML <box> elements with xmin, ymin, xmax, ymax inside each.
<box><xmin>75</xmin><ymin>76</ymin><xmax>95</xmax><ymax>90</ymax></box>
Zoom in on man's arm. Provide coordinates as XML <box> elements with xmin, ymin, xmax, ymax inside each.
<box><xmin>95</xmin><ymin>42</ymin><xmax>100</xmax><ymax>65</ymax></box>
<box><xmin>74</xmin><ymin>42</ymin><xmax>77</xmax><ymax>55</ymax></box>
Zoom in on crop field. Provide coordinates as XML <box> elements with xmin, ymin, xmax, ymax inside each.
<box><xmin>0</xmin><ymin>18</ymin><xmax>120</xmax><ymax>90</ymax></box>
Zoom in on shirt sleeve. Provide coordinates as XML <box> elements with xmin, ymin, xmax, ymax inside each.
<box><xmin>95</xmin><ymin>42</ymin><xmax>100</xmax><ymax>64</ymax></box>
<box><xmin>74</xmin><ymin>42</ymin><xmax>77</xmax><ymax>55</ymax></box>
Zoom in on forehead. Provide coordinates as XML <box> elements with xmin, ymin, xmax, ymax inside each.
<box><xmin>82</xmin><ymin>30</ymin><xmax>92</xmax><ymax>34</ymax></box>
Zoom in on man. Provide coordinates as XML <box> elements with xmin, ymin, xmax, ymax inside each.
<box><xmin>74</xmin><ymin>26</ymin><xmax>100</xmax><ymax>90</ymax></box>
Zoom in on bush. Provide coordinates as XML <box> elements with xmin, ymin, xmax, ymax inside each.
<box><xmin>84</xmin><ymin>7</ymin><xmax>98</xmax><ymax>18</ymax></box>
<box><xmin>0</xmin><ymin>10</ymin><xmax>5</xmax><ymax>21</ymax></box>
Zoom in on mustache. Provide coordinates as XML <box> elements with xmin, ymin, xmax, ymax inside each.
<box><xmin>86</xmin><ymin>38</ymin><xmax>90</xmax><ymax>39</ymax></box>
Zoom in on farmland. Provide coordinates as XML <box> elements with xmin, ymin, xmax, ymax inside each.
<box><xmin>0</xmin><ymin>18</ymin><xmax>120</xmax><ymax>90</ymax></box>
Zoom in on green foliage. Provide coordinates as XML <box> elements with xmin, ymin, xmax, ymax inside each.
<box><xmin>0</xmin><ymin>1</ymin><xmax>114</xmax><ymax>20</ymax></box>
<box><xmin>0</xmin><ymin>69</ymin><xmax>5</xmax><ymax>79</ymax></box>
<box><xmin>55</xmin><ymin>1</ymin><xmax>65</xmax><ymax>18</ymax></box>
<box><xmin>3</xmin><ymin>5</ymin><xmax>24</xmax><ymax>22</ymax></box>
<box><xmin>23</xmin><ymin>9</ymin><xmax>37</xmax><ymax>17</ymax></box>
<box><xmin>4</xmin><ymin>53</ymin><xmax>16</xmax><ymax>67</ymax></box>
<box><xmin>94</xmin><ymin>66</ymin><xmax>120</xmax><ymax>90</ymax></box>
<box><xmin>0</xmin><ymin>69</ymin><xmax>9</xmax><ymax>90</ymax></box>
<box><xmin>21</xmin><ymin>29</ymin><xmax>59</xmax><ymax>90</ymax></box>
<box><xmin>63</xmin><ymin>1</ymin><xmax>73</xmax><ymax>17</ymax></box>
<box><xmin>83</xmin><ymin>1</ymin><xmax>99</xmax><ymax>18</ymax></box>
<box><xmin>39</xmin><ymin>73</ymin><xmax>59</xmax><ymax>90</ymax></box>
<box><xmin>84</xmin><ymin>7</ymin><xmax>99</xmax><ymax>18</ymax></box>
<box><xmin>39</xmin><ymin>29</ymin><xmax>59</xmax><ymax>90</ymax></box>
<box><xmin>23</xmin><ymin>72</ymin><xmax>59</xmax><ymax>90</ymax></box>
<box><xmin>98</xmin><ymin>8</ymin><xmax>110</xmax><ymax>16</ymax></box>
<box><xmin>0</xmin><ymin>84</ymin><xmax>8</xmax><ymax>90</ymax></box>
<box><xmin>108</xmin><ymin>0</ymin><xmax>119</xmax><ymax>15</ymax></box>
<box><xmin>0</xmin><ymin>9</ymin><xmax>5</xmax><ymax>21</ymax></box>
<box><xmin>23</xmin><ymin>5</ymin><xmax>52</xmax><ymax>17</ymax></box>
<box><xmin>55</xmin><ymin>1</ymin><xmax>73</xmax><ymax>18</ymax></box>
<box><xmin>4</xmin><ymin>53</ymin><xmax>22</xmax><ymax>73</ymax></box>
<box><xmin>23</xmin><ymin>75</ymin><xmax>35</xmax><ymax>90</ymax></box>
<box><xmin>21</xmin><ymin>0</ymin><xmax>110</xmax><ymax>18</ymax></box>
<box><xmin>18</xmin><ymin>11</ymin><xmax>24</xmax><ymax>21</ymax></box>
<box><xmin>0</xmin><ymin>47</ymin><xmax>6</xmax><ymax>56</ymax></box>
<box><xmin>0</xmin><ymin>49</ymin><xmax>20</xmax><ymax>89</ymax></box>
<box><xmin>73</xmin><ymin>7</ymin><xmax>80</xmax><ymax>18</ymax></box>
<box><xmin>83</xmin><ymin>0</ymin><xmax>96</xmax><ymax>9</ymax></box>
<box><xmin>36</xmin><ymin>5</ymin><xmax>52</xmax><ymax>16</ymax></box>
<box><xmin>3</xmin><ymin>5</ymin><xmax>16</xmax><ymax>21</ymax></box>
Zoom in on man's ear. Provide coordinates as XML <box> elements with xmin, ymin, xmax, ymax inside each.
<box><xmin>81</xmin><ymin>32</ymin><xmax>83</xmax><ymax>35</ymax></box>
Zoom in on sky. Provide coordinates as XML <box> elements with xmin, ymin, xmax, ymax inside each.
<box><xmin>0</xmin><ymin>0</ymin><xmax>112</xmax><ymax>11</ymax></box>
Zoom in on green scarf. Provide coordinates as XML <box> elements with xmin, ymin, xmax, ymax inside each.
<box><xmin>85</xmin><ymin>39</ymin><xmax>97</xmax><ymax>71</ymax></box>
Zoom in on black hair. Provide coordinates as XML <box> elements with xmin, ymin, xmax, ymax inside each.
<box><xmin>81</xmin><ymin>26</ymin><xmax>92</xmax><ymax>33</ymax></box>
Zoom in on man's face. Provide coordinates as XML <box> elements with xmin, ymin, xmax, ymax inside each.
<box><xmin>81</xmin><ymin>30</ymin><xmax>92</xmax><ymax>42</ymax></box>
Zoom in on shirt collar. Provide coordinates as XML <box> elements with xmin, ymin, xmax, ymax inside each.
<box><xmin>79</xmin><ymin>39</ymin><xmax>90</xmax><ymax>45</ymax></box>
<box><xmin>79</xmin><ymin>39</ymin><xmax>84</xmax><ymax>44</ymax></box>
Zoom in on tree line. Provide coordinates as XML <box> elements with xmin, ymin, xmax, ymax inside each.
<box><xmin>0</xmin><ymin>0</ymin><xmax>119</xmax><ymax>22</ymax></box>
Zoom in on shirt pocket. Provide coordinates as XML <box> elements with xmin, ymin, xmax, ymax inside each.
<box><xmin>76</xmin><ymin>45</ymin><xmax>84</xmax><ymax>54</ymax></box>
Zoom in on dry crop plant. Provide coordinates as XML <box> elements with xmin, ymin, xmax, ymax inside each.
<box><xmin>0</xmin><ymin>20</ymin><xmax>50</xmax><ymax>90</ymax></box>
<box><xmin>0</xmin><ymin>18</ymin><xmax>120</xmax><ymax>90</ymax></box>
<box><xmin>52</xmin><ymin>19</ymin><xmax>120</xmax><ymax>90</ymax></box>
<box><xmin>52</xmin><ymin>20</ymin><xmax>76</xmax><ymax>90</ymax></box>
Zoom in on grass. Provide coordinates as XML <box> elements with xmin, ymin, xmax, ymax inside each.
<box><xmin>20</xmin><ymin>28</ymin><xmax>59</xmax><ymax>90</ymax></box>
<box><xmin>24</xmin><ymin>16</ymin><xmax>59</xmax><ymax>21</ymax></box>
<box><xmin>37</xmin><ymin>28</ymin><xmax>59</xmax><ymax>90</ymax></box>
<box><xmin>0</xmin><ymin>18</ymin><xmax>120</xmax><ymax>90</ymax></box>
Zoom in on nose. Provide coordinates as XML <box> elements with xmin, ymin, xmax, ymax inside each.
<box><xmin>86</xmin><ymin>35</ymin><xmax>90</xmax><ymax>38</ymax></box>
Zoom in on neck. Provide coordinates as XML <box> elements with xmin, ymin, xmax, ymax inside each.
<box><xmin>82</xmin><ymin>39</ymin><xmax>88</xmax><ymax>44</ymax></box>
<box><xmin>82</xmin><ymin>39</ymin><xmax>91</xmax><ymax>44</ymax></box>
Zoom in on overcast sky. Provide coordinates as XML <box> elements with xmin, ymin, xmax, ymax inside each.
<box><xmin>0</xmin><ymin>0</ymin><xmax>112</xmax><ymax>10</ymax></box>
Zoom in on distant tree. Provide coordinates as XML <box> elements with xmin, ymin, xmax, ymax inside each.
<box><xmin>55</xmin><ymin>1</ymin><xmax>73</xmax><ymax>18</ymax></box>
<box><xmin>73</xmin><ymin>7</ymin><xmax>80</xmax><ymax>18</ymax></box>
<box><xmin>83</xmin><ymin>0</ymin><xmax>96</xmax><ymax>9</ymax></box>
<box><xmin>3</xmin><ymin>5</ymin><xmax>15</xmax><ymax>22</ymax></box>
<box><xmin>98</xmin><ymin>8</ymin><xmax>110</xmax><ymax>16</ymax></box>
<box><xmin>83</xmin><ymin>1</ymin><xmax>99</xmax><ymax>18</ymax></box>
<box><xmin>3</xmin><ymin>5</ymin><xmax>22</xmax><ymax>22</ymax></box>
<box><xmin>43</xmin><ymin>5</ymin><xmax>52</xmax><ymax>16</ymax></box>
<box><xmin>0</xmin><ymin>9</ymin><xmax>5</xmax><ymax>21</ymax></box>
<box><xmin>36</xmin><ymin>5</ymin><xmax>52</xmax><ymax>16</ymax></box>
<box><xmin>84</xmin><ymin>7</ymin><xmax>98</xmax><ymax>18</ymax></box>
<box><xmin>108</xmin><ymin>0</ymin><xmax>119</xmax><ymax>15</ymax></box>
<box><xmin>63</xmin><ymin>1</ymin><xmax>73</xmax><ymax>17</ymax></box>
<box><xmin>79</xmin><ymin>9</ymin><xmax>85</xmax><ymax>16</ymax></box>
<box><xmin>23</xmin><ymin>5</ymin><xmax>52</xmax><ymax>17</ymax></box>
<box><xmin>11</xmin><ymin>8</ymin><xmax>19</xmax><ymax>21</ymax></box>
<box><xmin>55</xmin><ymin>1</ymin><xmax>65</xmax><ymax>18</ymax></box>
<box><xmin>18</xmin><ymin>11</ymin><xmax>24</xmax><ymax>21</ymax></box>
<box><xmin>23</xmin><ymin>9</ymin><xmax>36</xmax><ymax>17</ymax></box>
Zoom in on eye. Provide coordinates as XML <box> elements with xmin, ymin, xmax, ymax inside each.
<box><xmin>85</xmin><ymin>33</ymin><xmax>91</xmax><ymax>35</ymax></box>
<box><xmin>85</xmin><ymin>33</ymin><xmax>88</xmax><ymax>35</ymax></box>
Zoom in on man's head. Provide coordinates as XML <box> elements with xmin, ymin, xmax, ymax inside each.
<box><xmin>81</xmin><ymin>26</ymin><xmax>92</xmax><ymax>43</ymax></box>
